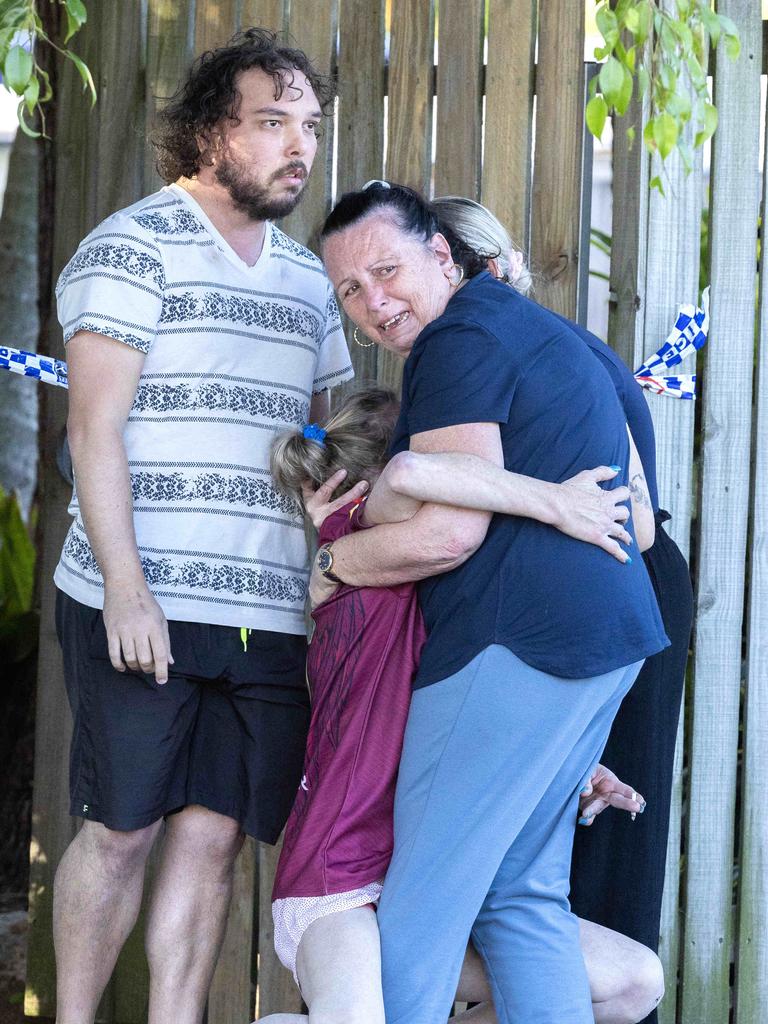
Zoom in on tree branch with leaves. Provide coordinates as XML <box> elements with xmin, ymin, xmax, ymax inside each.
<box><xmin>587</xmin><ymin>0</ymin><xmax>741</xmax><ymax>194</ymax></box>
<box><xmin>0</xmin><ymin>0</ymin><xmax>95</xmax><ymax>137</ymax></box>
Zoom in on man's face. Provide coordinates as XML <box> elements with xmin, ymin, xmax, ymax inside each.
<box><xmin>212</xmin><ymin>67</ymin><xmax>321</xmax><ymax>220</ymax></box>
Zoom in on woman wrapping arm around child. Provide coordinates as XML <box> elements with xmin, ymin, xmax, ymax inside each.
<box><xmin>256</xmin><ymin>386</ymin><xmax>662</xmax><ymax>1024</ymax></box>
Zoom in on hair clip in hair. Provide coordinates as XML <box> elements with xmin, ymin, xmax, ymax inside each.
<box><xmin>361</xmin><ymin>179</ymin><xmax>391</xmax><ymax>191</ymax></box>
<box><xmin>303</xmin><ymin>423</ymin><xmax>327</xmax><ymax>446</ymax></box>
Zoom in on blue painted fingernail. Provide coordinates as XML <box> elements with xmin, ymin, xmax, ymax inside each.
<box><xmin>580</xmin><ymin>785</ymin><xmax>590</xmax><ymax>795</ymax></box>
<box><xmin>578</xmin><ymin>816</ymin><xmax>592</xmax><ymax>825</ymax></box>
<box><xmin>610</xmin><ymin>465</ymin><xmax>621</xmax><ymax>472</ymax></box>
<box><xmin>626</xmin><ymin>556</ymin><xmax>633</xmax><ymax>565</ymax></box>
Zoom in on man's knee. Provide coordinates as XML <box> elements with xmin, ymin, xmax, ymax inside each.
<box><xmin>79</xmin><ymin>819</ymin><xmax>160</xmax><ymax>877</ymax></box>
<box><xmin>166</xmin><ymin>805</ymin><xmax>245</xmax><ymax>864</ymax></box>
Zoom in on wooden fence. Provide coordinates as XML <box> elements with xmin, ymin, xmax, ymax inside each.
<box><xmin>24</xmin><ymin>1</ymin><xmax>767</xmax><ymax>1021</ymax></box>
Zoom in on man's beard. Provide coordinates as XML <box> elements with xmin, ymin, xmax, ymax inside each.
<box><xmin>215</xmin><ymin>155</ymin><xmax>308</xmax><ymax>221</ymax></box>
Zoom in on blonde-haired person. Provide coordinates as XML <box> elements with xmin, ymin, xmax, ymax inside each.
<box><xmin>433</xmin><ymin>195</ymin><xmax>693</xmax><ymax>1024</ymax></box>
<box><xmin>259</xmin><ymin>385</ymin><xmax>661</xmax><ymax>1024</ymax></box>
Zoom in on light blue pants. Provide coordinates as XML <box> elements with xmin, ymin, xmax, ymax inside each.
<box><xmin>377</xmin><ymin>645</ymin><xmax>643</xmax><ymax>1024</ymax></box>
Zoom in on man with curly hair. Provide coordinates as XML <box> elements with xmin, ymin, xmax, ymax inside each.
<box><xmin>51</xmin><ymin>29</ymin><xmax>352</xmax><ymax>1024</ymax></box>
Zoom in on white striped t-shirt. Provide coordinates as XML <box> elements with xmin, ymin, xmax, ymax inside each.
<box><xmin>54</xmin><ymin>183</ymin><xmax>353</xmax><ymax>634</ymax></box>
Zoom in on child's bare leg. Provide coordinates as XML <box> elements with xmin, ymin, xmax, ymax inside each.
<box><xmin>256</xmin><ymin>1016</ymin><xmax>307</xmax><ymax>1023</ymax></box>
<box><xmin>451</xmin><ymin>917</ymin><xmax>664</xmax><ymax>1024</ymax></box>
<box><xmin>296</xmin><ymin>905</ymin><xmax>384</xmax><ymax>1024</ymax></box>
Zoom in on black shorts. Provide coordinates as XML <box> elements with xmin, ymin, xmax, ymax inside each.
<box><xmin>55</xmin><ymin>590</ymin><xmax>310</xmax><ymax>841</ymax></box>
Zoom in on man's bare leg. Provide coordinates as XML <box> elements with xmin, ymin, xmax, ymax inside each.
<box><xmin>54</xmin><ymin>819</ymin><xmax>161</xmax><ymax>1024</ymax></box>
<box><xmin>452</xmin><ymin>917</ymin><xmax>664</xmax><ymax>1024</ymax></box>
<box><xmin>145</xmin><ymin>805</ymin><xmax>244</xmax><ymax>1024</ymax></box>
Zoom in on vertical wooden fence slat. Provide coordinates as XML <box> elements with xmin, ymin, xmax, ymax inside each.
<box><xmin>195</xmin><ymin>0</ymin><xmax>239</xmax><ymax>52</ymax></box>
<box><xmin>208</xmin><ymin>839</ymin><xmax>258</xmax><ymax>1024</ymax></box>
<box><xmin>529</xmin><ymin>0</ymin><xmax>584</xmax><ymax>318</ymax></box>
<box><xmin>736</xmin><ymin>50</ymin><xmax>768</xmax><ymax>1021</ymax></box>
<box><xmin>241</xmin><ymin>0</ymin><xmax>286</xmax><ymax>32</ymax></box>
<box><xmin>280</xmin><ymin>0</ymin><xmax>336</xmax><ymax>250</ymax></box>
<box><xmin>145</xmin><ymin>1</ymin><xmax>196</xmax><ymax>192</ymax></box>
<box><xmin>432</xmin><ymin>0</ymin><xmax>484</xmax><ymax>199</ymax></box>
<box><xmin>381</xmin><ymin>0</ymin><xmax>435</xmax><ymax>393</ymax></box>
<box><xmin>335</xmin><ymin>0</ymin><xmax>386</xmax><ymax>381</ymax></box>
<box><xmin>24</xmin><ymin>3</ymin><xmax>107</xmax><ymax>1013</ymax></box>
<box><xmin>635</xmin><ymin>44</ymin><xmax>705</xmax><ymax>1024</ymax></box>
<box><xmin>255</xmin><ymin>841</ymin><xmax>302</xmax><ymax>1017</ymax></box>
<box><xmin>681</xmin><ymin>4</ymin><xmax>763</xmax><ymax>1022</ymax></box>
<box><xmin>481</xmin><ymin>0</ymin><xmax>537</xmax><ymax>250</ymax></box>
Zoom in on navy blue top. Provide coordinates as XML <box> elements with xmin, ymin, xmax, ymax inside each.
<box><xmin>391</xmin><ymin>273</ymin><xmax>669</xmax><ymax>688</ymax></box>
<box><xmin>554</xmin><ymin>314</ymin><xmax>660</xmax><ymax>513</ymax></box>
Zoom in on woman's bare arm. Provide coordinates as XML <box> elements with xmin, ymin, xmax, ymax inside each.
<box><xmin>626</xmin><ymin>428</ymin><xmax>654</xmax><ymax>552</ymax></box>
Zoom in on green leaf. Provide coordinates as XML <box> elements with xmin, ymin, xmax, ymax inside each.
<box><xmin>659</xmin><ymin>63</ymin><xmax>677</xmax><ymax>96</ymax></box>
<box><xmin>615</xmin><ymin>64</ymin><xmax>634</xmax><ymax>117</ymax></box>
<box><xmin>626</xmin><ymin>124</ymin><xmax>636</xmax><ymax>146</ymax></box>
<box><xmin>23</xmin><ymin>73</ymin><xmax>38</xmax><ymax>115</ymax></box>
<box><xmin>65</xmin><ymin>49</ymin><xmax>97</xmax><ymax>105</ymax></box>
<box><xmin>624</xmin><ymin>7</ymin><xmax>639</xmax><ymax>34</ymax></box>
<box><xmin>37</xmin><ymin>66</ymin><xmax>52</xmax><ymax>102</ymax></box>
<box><xmin>669</xmin><ymin>19</ymin><xmax>692</xmax><ymax>51</ymax></box>
<box><xmin>666</xmin><ymin>90</ymin><xmax>691</xmax><ymax>122</ymax></box>
<box><xmin>599</xmin><ymin>56</ymin><xmax>625</xmax><ymax>109</ymax></box>
<box><xmin>637</xmin><ymin>66</ymin><xmax>650</xmax><ymax>98</ymax></box>
<box><xmin>700</xmin><ymin>6</ymin><xmax>721</xmax><ymax>47</ymax></box>
<box><xmin>649</xmin><ymin>175</ymin><xmax>666</xmax><ymax>197</ymax></box>
<box><xmin>614</xmin><ymin>0</ymin><xmax>633</xmax><ymax>23</ymax></box>
<box><xmin>586</xmin><ymin>95</ymin><xmax>608</xmax><ymax>140</ymax></box>
<box><xmin>16</xmin><ymin>100</ymin><xmax>40</xmax><ymax>137</ymax></box>
<box><xmin>694</xmin><ymin>100</ymin><xmax>718</xmax><ymax>147</ymax></box>
<box><xmin>596</xmin><ymin>6</ymin><xmax>620</xmax><ymax>50</ymax></box>
<box><xmin>634</xmin><ymin>1</ymin><xmax>652</xmax><ymax>47</ymax></box>
<box><xmin>65</xmin><ymin>0</ymin><xmax>88</xmax><ymax>23</ymax></box>
<box><xmin>725</xmin><ymin>32</ymin><xmax>740</xmax><ymax>62</ymax></box>
<box><xmin>3</xmin><ymin>43</ymin><xmax>32</xmax><ymax>94</ymax></box>
<box><xmin>653</xmin><ymin>111</ymin><xmax>679</xmax><ymax>159</ymax></box>
<box><xmin>643</xmin><ymin>117</ymin><xmax>657</xmax><ymax>152</ymax></box>
<box><xmin>0</xmin><ymin>489</ymin><xmax>35</xmax><ymax>615</ymax></box>
<box><xmin>678</xmin><ymin>139</ymin><xmax>693</xmax><ymax>174</ymax></box>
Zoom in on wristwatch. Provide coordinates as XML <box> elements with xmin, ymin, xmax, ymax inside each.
<box><xmin>316</xmin><ymin>542</ymin><xmax>342</xmax><ymax>584</ymax></box>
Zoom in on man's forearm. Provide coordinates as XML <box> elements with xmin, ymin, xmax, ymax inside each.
<box><xmin>68</xmin><ymin>423</ymin><xmax>146</xmax><ymax>587</ymax></box>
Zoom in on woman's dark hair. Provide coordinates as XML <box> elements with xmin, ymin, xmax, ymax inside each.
<box><xmin>153</xmin><ymin>28</ymin><xmax>336</xmax><ymax>183</ymax></box>
<box><xmin>320</xmin><ymin>181</ymin><xmax>488</xmax><ymax>280</ymax></box>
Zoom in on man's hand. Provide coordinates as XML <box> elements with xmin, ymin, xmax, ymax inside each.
<box><xmin>302</xmin><ymin>469</ymin><xmax>368</xmax><ymax>531</ymax></box>
<box><xmin>103</xmin><ymin>582</ymin><xmax>174</xmax><ymax>684</ymax></box>
<box><xmin>578</xmin><ymin>763</ymin><xmax>645</xmax><ymax>825</ymax></box>
<box><xmin>553</xmin><ymin>466</ymin><xmax>633</xmax><ymax>563</ymax></box>
<box><xmin>308</xmin><ymin>560</ymin><xmax>339</xmax><ymax>611</ymax></box>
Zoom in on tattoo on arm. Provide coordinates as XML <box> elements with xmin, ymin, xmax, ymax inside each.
<box><xmin>629</xmin><ymin>473</ymin><xmax>652</xmax><ymax>510</ymax></box>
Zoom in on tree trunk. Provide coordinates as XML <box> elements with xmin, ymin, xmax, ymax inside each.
<box><xmin>0</xmin><ymin>129</ymin><xmax>40</xmax><ymax>519</ymax></box>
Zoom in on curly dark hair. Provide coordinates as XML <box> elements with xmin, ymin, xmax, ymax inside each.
<box><xmin>152</xmin><ymin>28</ymin><xmax>336</xmax><ymax>184</ymax></box>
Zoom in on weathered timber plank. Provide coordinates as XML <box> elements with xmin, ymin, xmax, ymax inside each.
<box><xmin>145</xmin><ymin>1</ymin><xmax>196</xmax><ymax>191</ymax></box>
<box><xmin>681</xmin><ymin>3</ymin><xmax>762</xmax><ymax>1022</ymax></box>
<box><xmin>481</xmin><ymin>0</ymin><xmax>536</xmax><ymax>250</ymax></box>
<box><xmin>335</xmin><ymin>0</ymin><xmax>386</xmax><ymax>382</ymax></box>
<box><xmin>734</xmin><ymin>21</ymin><xmax>768</xmax><ymax>1024</ymax></box>
<box><xmin>195</xmin><ymin>0</ymin><xmax>239</xmax><ymax>52</ymax></box>
<box><xmin>255</xmin><ymin>839</ymin><xmax>302</xmax><ymax>1017</ymax></box>
<box><xmin>381</xmin><ymin>0</ymin><xmax>436</xmax><ymax>393</ymax></box>
<box><xmin>530</xmin><ymin>0</ymin><xmax>584</xmax><ymax>318</ymax></box>
<box><xmin>208</xmin><ymin>838</ymin><xmax>257</xmax><ymax>1024</ymax></box>
<box><xmin>280</xmin><ymin>0</ymin><xmax>336</xmax><ymax>250</ymax></box>
<box><xmin>241</xmin><ymin>0</ymin><xmax>285</xmax><ymax>33</ymax></box>
<box><xmin>433</xmin><ymin>0</ymin><xmax>484</xmax><ymax>198</ymax></box>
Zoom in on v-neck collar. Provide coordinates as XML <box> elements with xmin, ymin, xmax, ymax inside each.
<box><xmin>167</xmin><ymin>183</ymin><xmax>272</xmax><ymax>273</ymax></box>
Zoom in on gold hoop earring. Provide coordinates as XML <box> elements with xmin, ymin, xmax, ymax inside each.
<box><xmin>353</xmin><ymin>326</ymin><xmax>375</xmax><ymax>348</ymax></box>
<box><xmin>451</xmin><ymin>263</ymin><xmax>465</xmax><ymax>288</ymax></box>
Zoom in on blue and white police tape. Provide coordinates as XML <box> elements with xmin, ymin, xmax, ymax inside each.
<box><xmin>633</xmin><ymin>287</ymin><xmax>709</xmax><ymax>399</ymax></box>
<box><xmin>0</xmin><ymin>346</ymin><xmax>68</xmax><ymax>389</ymax></box>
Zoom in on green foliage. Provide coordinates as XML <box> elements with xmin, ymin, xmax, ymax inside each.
<box><xmin>590</xmin><ymin>1</ymin><xmax>741</xmax><ymax>193</ymax></box>
<box><xmin>0</xmin><ymin>0</ymin><xmax>95</xmax><ymax>137</ymax></box>
<box><xmin>0</xmin><ymin>486</ymin><xmax>38</xmax><ymax>664</ymax></box>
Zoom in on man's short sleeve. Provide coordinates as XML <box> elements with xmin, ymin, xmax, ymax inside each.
<box><xmin>312</xmin><ymin>281</ymin><xmax>354</xmax><ymax>393</ymax></box>
<box><xmin>405</xmin><ymin>320</ymin><xmax>519</xmax><ymax>436</ymax></box>
<box><xmin>56</xmin><ymin>212</ymin><xmax>165</xmax><ymax>354</ymax></box>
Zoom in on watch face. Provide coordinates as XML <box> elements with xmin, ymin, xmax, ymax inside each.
<box><xmin>318</xmin><ymin>548</ymin><xmax>332</xmax><ymax>573</ymax></box>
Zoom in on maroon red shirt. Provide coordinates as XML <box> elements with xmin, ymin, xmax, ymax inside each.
<box><xmin>272</xmin><ymin>499</ymin><xmax>426</xmax><ymax>899</ymax></box>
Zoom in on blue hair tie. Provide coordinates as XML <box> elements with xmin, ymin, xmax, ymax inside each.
<box><xmin>303</xmin><ymin>423</ymin><xmax>327</xmax><ymax>446</ymax></box>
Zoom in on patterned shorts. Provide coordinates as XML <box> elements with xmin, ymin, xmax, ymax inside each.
<box><xmin>272</xmin><ymin>881</ymin><xmax>384</xmax><ymax>986</ymax></box>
